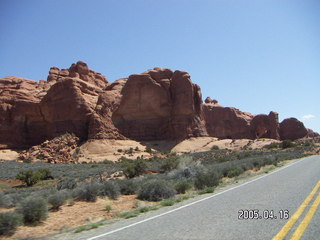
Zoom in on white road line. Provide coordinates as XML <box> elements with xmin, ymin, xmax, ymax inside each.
<box><xmin>87</xmin><ymin>157</ymin><xmax>308</xmax><ymax>240</ymax></box>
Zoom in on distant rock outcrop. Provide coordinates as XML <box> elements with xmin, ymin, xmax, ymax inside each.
<box><xmin>203</xmin><ymin>105</ymin><xmax>253</xmax><ymax>139</ymax></box>
<box><xmin>279</xmin><ymin>118</ymin><xmax>309</xmax><ymax>140</ymax></box>
<box><xmin>0</xmin><ymin>61</ymin><xmax>316</xmax><ymax>149</ymax></box>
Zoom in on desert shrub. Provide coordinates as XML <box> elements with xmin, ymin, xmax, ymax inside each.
<box><xmin>145</xmin><ymin>146</ymin><xmax>152</xmax><ymax>153</ymax></box>
<box><xmin>211</xmin><ymin>145</ymin><xmax>220</xmax><ymax>150</ymax></box>
<box><xmin>105</xmin><ymin>204</ymin><xmax>112</xmax><ymax>213</ymax></box>
<box><xmin>73</xmin><ymin>182</ymin><xmax>99</xmax><ymax>202</ymax></box>
<box><xmin>0</xmin><ymin>211</ymin><xmax>23</xmax><ymax>236</ymax></box>
<box><xmin>160</xmin><ymin>199</ymin><xmax>175</xmax><ymax>206</ymax></box>
<box><xmin>160</xmin><ymin>155</ymin><xmax>179</xmax><ymax>173</ymax></box>
<box><xmin>48</xmin><ymin>192</ymin><xmax>66</xmax><ymax>210</ymax></box>
<box><xmin>98</xmin><ymin>181</ymin><xmax>120</xmax><ymax>200</ymax></box>
<box><xmin>57</xmin><ymin>178</ymin><xmax>77</xmax><ymax>190</ymax></box>
<box><xmin>281</xmin><ymin>140</ymin><xmax>296</xmax><ymax>149</ymax></box>
<box><xmin>174</xmin><ymin>181</ymin><xmax>192</xmax><ymax>194</ymax></box>
<box><xmin>138</xmin><ymin>179</ymin><xmax>176</xmax><ymax>201</ymax></box>
<box><xmin>194</xmin><ymin>168</ymin><xmax>221</xmax><ymax>190</ymax></box>
<box><xmin>198</xmin><ymin>187</ymin><xmax>215</xmax><ymax>195</ymax></box>
<box><xmin>117</xmin><ymin>179</ymin><xmax>138</xmax><ymax>195</ymax></box>
<box><xmin>301</xmin><ymin>141</ymin><xmax>315</xmax><ymax>147</ymax></box>
<box><xmin>121</xmin><ymin>158</ymin><xmax>148</xmax><ymax>178</ymax></box>
<box><xmin>222</xmin><ymin>166</ymin><xmax>244</xmax><ymax>178</ymax></box>
<box><xmin>16</xmin><ymin>170</ymin><xmax>41</xmax><ymax>187</ymax></box>
<box><xmin>17</xmin><ymin>196</ymin><xmax>48</xmax><ymax>225</ymax></box>
<box><xmin>37</xmin><ymin>168</ymin><xmax>54</xmax><ymax>180</ymax></box>
<box><xmin>0</xmin><ymin>193</ymin><xmax>13</xmax><ymax>208</ymax></box>
<box><xmin>264</xmin><ymin>142</ymin><xmax>280</xmax><ymax>149</ymax></box>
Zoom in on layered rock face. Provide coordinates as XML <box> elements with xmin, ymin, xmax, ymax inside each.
<box><xmin>112</xmin><ymin>68</ymin><xmax>207</xmax><ymax>140</ymax></box>
<box><xmin>0</xmin><ymin>62</ymin><xmax>111</xmax><ymax>148</ymax></box>
<box><xmin>0</xmin><ymin>61</ymin><xmax>315</xmax><ymax>148</ymax></box>
<box><xmin>203</xmin><ymin>105</ymin><xmax>254</xmax><ymax>139</ymax></box>
<box><xmin>47</xmin><ymin>61</ymin><xmax>108</xmax><ymax>89</ymax></box>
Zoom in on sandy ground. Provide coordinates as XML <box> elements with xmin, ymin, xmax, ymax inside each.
<box><xmin>77</xmin><ymin>139</ymin><xmax>154</xmax><ymax>162</ymax></box>
<box><xmin>0</xmin><ymin>149</ymin><xmax>19</xmax><ymax>161</ymax></box>
<box><xmin>76</xmin><ymin>138</ymin><xmax>281</xmax><ymax>162</ymax></box>
<box><xmin>0</xmin><ymin>138</ymin><xmax>288</xmax><ymax>163</ymax></box>
<box><xmin>1</xmin><ymin>195</ymin><xmax>137</xmax><ymax>240</ymax></box>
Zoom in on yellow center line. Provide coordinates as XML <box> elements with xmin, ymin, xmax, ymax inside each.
<box><xmin>290</xmin><ymin>192</ymin><xmax>320</xmax><ymax>240</ymax></box>
<box><xmin>272</xmin><ymin>181</ymin><xmax>320</xmax><ymax>240</ymax></box>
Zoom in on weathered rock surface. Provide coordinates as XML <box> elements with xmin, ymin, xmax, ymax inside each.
<box><xmin>203</xmin><ymin>105</ymin><xmax>281</xmax><ymax>140</ymax></box>
<box><xmin>306</xmin><ymin>129</ymin><xmax>319</xmax><ymax>138</ymax></box>
<box><xmin>279</xmin><ymin>118</ymin><xmax>309</xmax><ymax>140</ymax></box>
<box><xmin>0</xmin><ymin>62</ymin><xmax>114</xmax><ymax>148</ymax></box>
<box><xmin>47</xmin><ymin>61</ymin><xmax>108</xmax><ymax>89</ymax></box>
<box><xmin>250</xmin><ymin>112</ymin><xmax>280</xmax><ymax>139</ymax></box>
<box><xmin>19</xmin><ymin>133</ymin><xmax>79</xmax><ymax>163</ymax></box>
<box><xmin>112</xmin><ymin>68</ymin><xmax>207</xmax><ymax>140</ymax></box>
<box><xmin>0</xmin><ymin>61</ymin><xmax>316</xmax><ymax>149</ymax></box>
<box><xmin>203</xmin><ymin>105</ymin><xmax>254</xmax><ymax>139</ymax></box>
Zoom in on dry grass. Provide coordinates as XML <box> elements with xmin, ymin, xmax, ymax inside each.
<box><xmin>1</xmin><ymin>195</ymin><xmax>136</xmax><ymax>240</ymax></box>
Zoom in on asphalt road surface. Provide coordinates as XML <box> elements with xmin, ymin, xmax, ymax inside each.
<box><xmin>60</xmin><ymin>155</ymin><xmax>320</xmax><ymax>240</ymax></box>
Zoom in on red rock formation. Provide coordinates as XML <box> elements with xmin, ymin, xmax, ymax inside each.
<box><xmin>306</xmin><ymin>129</ymin><xmax>319</xmax><ymax>138</ymax></box>
<box><xmin>0</xmin><ymin>62</ymin><xmax>315</xmax><ymax>148</ymax></box>
<box><xmin>203</xmin><ymin>105</ymin><xmax>254</xmax><ymax>139</ymax></box>
<box><xmin>205</xmin><ymin>97</ymin><xmax>213</xmax><ymax>104</ymax></box>
<box><xmin>47</xmin><ymin>61</ymin><xmax>108</xmax><ymax>89</ymax></box>
<box><xmin>279</xmin><ymin>118</ymin><xmax>309</xmax><ymax>140</ymax></box>
<box><xmin>203</xmin><ymin>105</ymin><xmax>281</xmax><ymax>140</ymax></box>
<box><xmin>204</xmin><ymin>96</ymin><xmax>218</xmax><ymax>105</ymax></box>
<box><xmin>250</xmin><ymin>112</ymin><xmax>280</xmax><ymax>139</ymax></box>
<box><xmin>0</xmin><ymin>62</ymin><xmax>112</xmax><ymax>148</ymax></box>
<box><xmin>112</xmin><ymin>68</ymin><xmax>207</xmax><ymax>140</ymax></box>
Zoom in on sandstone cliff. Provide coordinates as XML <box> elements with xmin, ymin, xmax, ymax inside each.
<box><xmin>0</xmin><ymin>61</ymin><xmax>315</xmax><ymax>148</ymax></box>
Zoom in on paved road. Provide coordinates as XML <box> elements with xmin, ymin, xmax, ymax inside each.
<box><xmin>59</xmin><ymin>155</ymin><xmax>320</xmax><ymax>240</ymax></box>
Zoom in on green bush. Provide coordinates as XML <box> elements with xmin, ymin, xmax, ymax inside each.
<box><xmin>160</xmin><ymin>199</ymin><xmax>175</xmax><ymax>206</ymax></box>
<box><xmin>0</xmin><ymin>193</ymin><xmax>13</xmax><ymax>208</ymax></box>
<box><xmin>121</xmin><ymin>158</ymin><xmax>148</xmax><ymax>178</ymax></box>
<box><xmin>174</xmin><ymin>181</ymin><xmax>192</xmax><ymax>194</ymax></box>
<box><xmin>138</xmin><ymin>179</ymin><xmax>176</xmax><ymax>201</ymax></box>
<box><xmin>48</xmin><ymin>192</ymin><xmax>66</xmax><ymax>211</ymax></box>
<box><xmin>211</xmin><ymin>145</ymin><xmax>220</xmax><ymax>150</ymax></box>
<box><xmin>105</xmin><ymin>204</ymin><xmax>112</xmax><ymax>213</ymax></box>
<box><xmin>281</xmin><ymin>140</ymin><xmax>295</xmax><ymax>149</ymax></box>
<box><xmin>264</xmin><ymin>142</ymin><xmax>279</xmax><ymax>149</ymax></box>
<box><xmin>57</xmin><ymin>178</ymin><xmax>77</xmax><ymax>190</ymax></box>
<box><xmin>145</xmin><ymin>146</ymin><xmax>152</xmax><ymax>153</ymax></box>
<box><xmin>16</xmin><ymin>170</ymin><xmax>41</xmax><ymax>187</ymax></box>
<box><xmin>194</xmin><ymin>168</ymin><xmax>221</xmax><ymax>190</ymax></box>
<box><xmin>222</xmin><ymin>166</ymin><xmax>244</xmax><ymax>178</ymax></box>
<box><xmin>0</xmin><ymin>211</ymin><xmax>22</xmax><ymax>236</ymax></box>
<box><xmin>160</xmin><ymin>156</ymin><xmax>179</xmax><ymax>173</ymax></box>
<box><xmin>99</xmin><ymin>181</ymin><xmax>120</xmax><ymax>200</ymax></box>
<box><xmin>198</xmin><ymin>187</ymin><xmax>214</xmax><ymax>195</ymax></box>
<box><xmin>37</xmin><ymin>168</ymin><xmax>54</xmax><ymax>180</ymax></box>
<box><xmin>17</xmin><ymin>197</ymin><xmax>48</xmax><ymax>225</ymax></box>
<box><xmin>73</xmin><ymin>182</ymin><xmax>99</xmax><ymax>202</ymax></box>
<box><xmin>117</xmin><ymin>179</ymin><xmax>138</xmax><ymax>195</ymax></box>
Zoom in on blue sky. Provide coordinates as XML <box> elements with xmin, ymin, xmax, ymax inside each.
<box><xmin>1</xmin><ymin>0</ymin><xmax>319</xmax><ymax>132</ymax></box>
